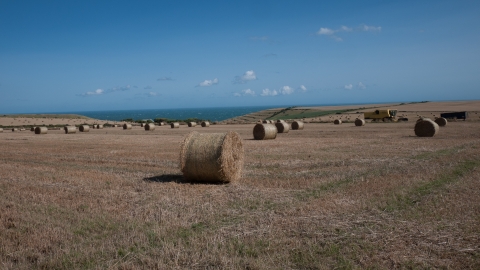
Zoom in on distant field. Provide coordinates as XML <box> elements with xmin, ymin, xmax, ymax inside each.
<box><xmin>1</xmin><ymin>121</ymin><xmax>479</xmax><ymax>268</ymax></box>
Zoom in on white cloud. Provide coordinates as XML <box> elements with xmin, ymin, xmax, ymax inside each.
<box><xmin>233</xmin><ymin>93</ymin><xmax>241</xmax><ymax>97</ymax></box>
<box><xmin>345</xmin><ymin>84</ymin><xmax>353</xmax><ymax>90</ymax></box>
<box><xmin>280</xmin><ymin>86</ymin><xmax>294</xmax><ymax>95</ymax></box>
<box><xmin>234</xmin><ymin>70</ymin><xmax>257</xmax><ymax>84</ymax></box>
<box><xmin>235</xmin><ymin>89</ymin><xmax>256</xmax><ymax>97</ymax></box>
<box><xmin>78</xmin><ymin>84</ymin><xmax>133</xmax><ymax>97</ymax></box>
<box><xmin>317</xmin><ymin>24</ymin><xmax>381</xmax><ymax>41</ymax></box>
<box><xmin>317</xmin><ymin>27</ymin><xmax>335</xmax><ymax>35</ymax></box>
<box><xmin>260</xmin><ymin>88</ymin><xmax>278</xmax><ymax>96</ymax></box>
<box><xmin>79</xmin><ymin>89</ymin><xmax>104</xmax><ymax>96</ymax></box>
<box><xmin>148</xmin><ymin>92</ymin><xmax>158</xmax><ymax>96</ymax></box>
<box><xmin>358</xmin><ymin>82</ymin><xmax>366</xmax><ymax>89</ymax></box>
<box><xmin>340</xmin><ymin>26</ymin><xmax>353</xmax><ymax>32</ymax></box>
<box><xmin>299</xmin><ymin>85</ymin><xmax>307</xmax><ymax>92</ymax></box>
<box><xmin>359</xmin><ymin>24</ymin><xmax>381</xmax><ymax>32</ymax></box>
<box><xmin>198</xmin><ymin>78</ymin><xmax>219</xmax><ymax>87</ymax></box>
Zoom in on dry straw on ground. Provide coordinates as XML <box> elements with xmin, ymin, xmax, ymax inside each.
<box><xmin>253</xmin><ymin>123</ymin><xmax>277</xmax><ymax>140</ymax></box>
<box><xmin>355</xmin><ymin>119</ymin><xmax>365</xmax><ymax>126</ymax></box>
<box><xmin>291</xmin><ymin>121</ymin><xmax>304</xmax><ymax>130</ymax></box>
<box><xmin>123</xmin><ymin>124</ymin><xmax>132</xmax><ymax>130</ymax></box>
<box><xmin>435</xmin><ymin>117</ymin><xmax>448</xmax><ymax>127</ymax></box>
<box><xmin>179</xmin><ymin>131</ymin><xmax>244</xmax><ymax>183</ymax></box>
<box><xmin>171</xmin><ymin>122</ymin><xmax>180</xmax><ymax>128</ymax></box>
<box><xmin>201</xmin><ymin>121</ymin><xmax>210</xmax><ymax>127</ymax></box>
<box><xmin>64</xmin><ymin>126</ymin><xmax>76</xmax><ymax>134</ymax></box>
<box><xmin>34</xmin><ymin>127</ymin><xmax>48</xmax><ymax>134</ymax></box>
<box><xmin>79</xmin><ymin>125</ymin><xmax>90</xmax><ymax>132</ymax></box>
<box><xmin>414</xmin><ymin>119</ymin><xmax>439</xmax><ymax>137</ymax></box>
<box><xmin>188</xmin><ymin>122</ymin><xmax>197</xmax><ymax>127</ymax></box>
<box><xmin>334</xmin><ymin>119</ymin><xmax>342</xmax><ymax>125</ymax></box>
<box><xmin>144</xmin><ymin>123</ymin><xmax>155</xmax><ymax>131</ymax></box>
<box><xmin>275</xmin><ymin>122</ymin><xmax>290</xmax><ymax>133</ymax></box>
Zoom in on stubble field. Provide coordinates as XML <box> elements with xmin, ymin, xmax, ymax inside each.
<box><xmin>1</xmin><ymin>121</ymin><xmax>479</xmax><ymax>269</ymax></box>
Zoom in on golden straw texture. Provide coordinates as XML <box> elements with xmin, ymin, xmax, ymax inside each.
<box><xmin>414</xmin><ymin>119</ymin><xmax>439</xmax><ymax>137</ymax></box>
<box><xmin>64</xmin><ymin>126</ymin><xmax>76</xmax><ymax>134</ymax></box>
<box><xmin>34</xmin><ymin>127</ymin><xmax>48</xmax><ymax>134</ymax></box>
<box><xmin>354</xmin><ymin>119</ymin><xmax>365</xmax><ymax>126</ymax></box>
<box><xmin>334</xmin><ymin>119</ymin><xmax>342</xmax><ymax>125</ymax></box>
<box><xmin>434</xmin><ymin>117</ymin><xmax>448</xmax><ymax>127</ymax></box>
<box><xmin>79</xmin><ymin>125</ymin><xmax>90</xmax><ymax>132</ymax></box>
<box><xmin>275</xmin><ymin>122</ymin><xmax>290</xmax><ymax>133</ymax></box>
<box><xmin>291</xmin><ymin>121</ymin><xmax>304</xmax><ymax>130</ymax></box>
<box><xmin>171</xmin><ymin>122</ymin><xmax>180</xmax><ymax>128</ymax></box>
<box><xmin>123</xmin><ymin>124</ymin><xmax>132</xmax><ymax>130</ymax></box>
<box><xmin>253</xmin><ymin>124</ymin><xmax>277</xmax><ymax>140</ymax></box>
<box><xmin>201</xmin><ymin>121</ymin><xmax>210</xmax><ymax>127</ymax></box>
<box><xmin>144</xmin><ymin>123</ymin><xmax>155</xmax><ymax>131</ymax></box>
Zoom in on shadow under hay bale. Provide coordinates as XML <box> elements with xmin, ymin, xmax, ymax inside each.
<box><xmin>34</xmin><ymin>127</ymin><xmax>48</xmax><ymax>134</ymax></box>
<box><xmin>291</xmin><ymin>121</ymin><xmax>304</xmax><ymax>130</ymax></box>
<box><xmin>334</xmin><ymin>119</ymin><xmax>342</xmax><ymax>125</ymax></box>
<box><xmin>171</xmin><ymin>122</ymin><xmax>180</xmax><ymax>128</ymax></box>
<box><xmin>179</xmin><ymin>131</ymin><xmax>244</xmax><ymax>183</ymax></box>
<box><xmin>201</xmin><ymin>121</ymin><xmax>210</xmax><ymax>127</ymax></box>
<box><xmin>415</xmin><ymin>119</ymin><xmax>439</xmax><ymax>137</ymax></box>
<box><xmin>434</xmin><ymin>117</ymin><xmax>447</xmax><ymax>127</ymax></box>
<box><xmin>79</xmin><ymin>125</ymin><xmax>90</xmax><ymax>132</ymax></box>
<box><xmin>253</xmin><ymin>124</ymin><xmax>277</xmax><ymax>140</ymax></box>
<box><xmin>354</xmin><ymin>119</ymin><xmax>365</xmax><ymax>126</ymax></box>
<box><xmin>145</xmin><ymin>123</ymin><xmax>155</xmax><ymax>131</ymax></box>
<box><xmin>187</xmin><ymin>122</ymin><xmax>197</xmax><ymax>127</ymax></box>
<box><xmin>275</xmin><ymin>122</ymin><xmax>290</xmax><ymax>133</ymax></box>
<box><xmin>64</xmin><ymin>126</ymin><xmax>76</xmax><ymax>134</ymax></box>
<box><xmin>123</xmin><ymin>124</ymin><xmax>132</xmax><ymax>130</ymax></box>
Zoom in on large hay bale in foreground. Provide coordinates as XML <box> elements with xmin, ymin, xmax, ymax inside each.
<box><xmin>253</xmin><ymin>124</ymin><xmax>277</xmax><ymax>140</ymax></box>
<box><xmin>64</xmin><ymin>126</ymin><xmax>76</xmax><ymax>134</ymax></box>
<box><xmin>171</xmin><ymin>122</ymin><xmax>180</xmax><ymax>128</ymax></box>
<box><xmin>79</xmin><ymin>125</ymin><xmax>90</xmax><ymax>132</ymax></box>
<box><xmin>291</xmin><ymin>121</ymin><xmax>304</xmax><ymax>130</ymax></box>
<box><xmin>145</xmin><ymin>123</ymin><xmax>155</xmax><ymax>131</ymax></box>
<box><xmin>275</xmin><ymin>122</ymin><xmax>290</xmax><ymax>133</ymax></box>
<box><xmin>188</xmin><ymin>122</ymin><xmax>197</xmax><ymax>127</ymax></box>
<box><xmin>123</xmin><ymin>124</ymin><xmax>132</xmax><ymax>130</ymax></box>
<box><xmin>201</xmin><ymin>121</ymin><xmax>210</xmax><ymax>127</ymax></box>
<box><xmin>334</xmin><ymin>119</ymin><xmax>342</xmax><ymax>125</ymax></box>
<box><xmin>354</xmin><ymin>119</ymin><xmax>365</xmax><ymax>126</ymax></box>
<box><xmin>34</xmin><ymin>127</ymin><xmax>48</xmax><ymax>134</ymax></box>
<box><xmin>414</xmin><ymin>119</ymin><xmax>439</xmax><ymax>137</ymax></box>
<box><xmin>434</xmin><ymin>117</ymin><xmax>447</xmax><ymax>127</ymax></box>
<box><xmin>180</xmin><ymin>131</ymin><xmax>244</xmax><ymax>183</ymax></box>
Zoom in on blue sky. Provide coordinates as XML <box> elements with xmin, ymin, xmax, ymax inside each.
<box><xmin>1</xmin><ymin>0</ymin><xmax>479</xmax><ymax>113</ymax></box>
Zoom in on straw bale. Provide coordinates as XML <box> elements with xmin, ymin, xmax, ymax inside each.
<box><xmin>253</xmin><ymin>124</ymin><xmax>277</xmax><ymax>140</ymax></box>
<box><xmin>97</xmin><ymin>124</ymin><xmax>104</xmax><ymax>129</ymax></box>
<box><xmin>170</xmin><ymin>122</ymin><xmax>180</xmax><ymax>128</ymax></box>
<box><xmin>434</xmin><ymin>117</ymin><xmax>447</xmax><ymax>127</ymax></box>
<box><xmin>277</xmin><ymin>119</ymin><xmax>286</xmax><ymax>123</ymax></box>
<box><xmin>11</xmin><ymin>128</ymin><xmax>18</xmax><ymax>132</ymax></box>
<box><xmin>262</xmin><ymin>120</ymin><xmax>269</xmax><ymax>123</ymax></box>
<box><xmin>201</xmin><ymin>121</ymin><xmax>210</xmax><ymax>127</ymax></box>
<box><xmin>140</xmin><ymin>123</ymin><xmax>145</xmax><ymax>127</ymax></box>
<box><xmin>179</xmin><ymin>131</ymin><xmax>244</xmax><ymax>183</ymax></box>
<box><xmin>34</xmin><ymin>126</ymin><xmax>48</xmax><ymax>134</ymax></box>
<box><xmin>334</xmin><ymin>119</ymin><xmax>342</xmax><ymax>125</ymax></box>
<box><xmin>64</xmin><ymin>126</ymin><xmax>77</xmax><ymax>134</ymax></box>
<box><xmin>144</xmin><ymin>123</ymin><xmax>155</xmax><ymax>131</ymax></box>
<box><xmin>291</xmin><ymin>121</ymin><xmax>304</xmax><ymax>130</ymax></box>
<box><xmin>188</xmin><ymin>122</ymin><xmax>197</xmax><ymax>127</ymax></box>
<box><xmin>79</xmin><ymin>125</ymin><xmax>90</xmax><ymax>132</ymax></box>
<box><xmin>275</xmin><ymin>122</ymin><xmax>290</xmax><ymax>133</ymax></box>
<box><xmin>123</xmin><ymin>123</ymin><xmax>132</xmax><ymax>130</ymax></box>
<box><xmin>354</xmin><ymin>119</ymin><xmax>365</xmax><ymax>126</ymax></box>
<box><xmin>30</xmin><ymin>127</ymin><xmax>35</xmax><ymax>131</ymax></box>
<box><xmin>414</xmin><ymin>119</ymin><xmax>439</xmax><ymax>137</ymax></box>
<box><xmin>20</xmin><ymin>128</ymin><xmax>26</xmax><ymax>131</ymax></box>
<box><xmin>159</xmin><ymin>122</ymin><xmax>165</xmax><ymax>126</ymax></box>
<box><xmin>0</xmin><ymin>128</ymin><xmax>3</xmax><ymax>133</ymax></box>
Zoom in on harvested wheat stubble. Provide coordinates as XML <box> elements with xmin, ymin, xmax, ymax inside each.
<box><xmin>144</xmin><ymin>123</ymin><xmax>155</xmax><ymax>131</ymax></box>
<box><xmin>34</xmin><ymin>126</ymin><xmax>48</xmax><ymax>134</ymax></box>
<box><xmin>201</xmin><ymin>121</ymin><xmax>210</xmax><ymax>127</ymax></box>
<box><xmin>79</xmin><ymin>125</ymin><xmax>90</xmax><ymax>132</ymax></box>
<box><xmin>123</xmin><ymin>124</ymin><xmax>132</xmax><ymax>130</ymax></box>
<box><xmin>179</xmin><ymin>131</ymin><xmax>244</xmax><ymax>183</ymax></box>
<box><xmin>355</xmin><ymin>118</ymin><xmax>365</xmax><ymax>126</ymax></box>
<box><xmin>415</xmin><ymin>119</ymin><xmax>439</xmax><ymax>137</ymax></box>
<box><xmin>171</xmin><ymin>122</ymin><xmax>180</xmax><ymax>128</ymax></box>
<box><xmin>334</xmin><ymin>119</ymin><xmax>342</xmax><ymax>125</ymax></box>
<box><xmin>64</xmin><ymin>126</ymin><xmax>76</xmax><ymax>134</ymax></box>
<box><xmin>253</xmin><ymin>123</ymin><xmax>277</xmax><ymax>140</ymax></box>
<box><xmin>291</xmin><ymin>121</ymin><xmax>304</xmax><ymax>130</ymax></box>
<box><xmin>275</xmin><ymin>122</ymin><xmax>290</xmax><ymax>133</ymax></box>
<box><xmin>434</xmin><ymin>117</ymin><xmax>448</xmax><ymax>127</ymax></box>
<box><xmin>187</xmin><ymin>122</ymin><xmax>197</xmax><ymax>127</ymax></box>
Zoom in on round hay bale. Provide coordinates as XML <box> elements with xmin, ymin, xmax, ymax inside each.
<box><xmin>275</xmin><ymin>122</ymin><xmax>290</xmax><ymax>133</ymax></box>
<box><xmin>434</xmin><ymin>117</ymin><xmax>447</xmax><ymax>127</ymax></box>
<box><xmin>171</xmin><ymin>122</ymin><xmax>180</xmax><ymax>128</ymax></box>
<box><xmin>145</xmin><ymin>123</ymin><xmax>155</xmax><ymax>131</ymax></box>
<box><xmin>79</xmin><ymin>125</ymin><xmax>90</xmax><ymax>132</ymax></box>
<box><xmin>291</xmin><ymin>121</ymin><xmax>304</xmax><ymax>130</ymax></box>
<box><xmin>262</xmin><ymin>120</ymin><xmax>269</xmax><ymax>123</ymax></box>
<box><xmin>20</xmin><ymin>128</ymin><xmax>26</xmax><ymax>131</ymax></box>
<box><xmin>414</xmin><ymin>119</ymin><xmax>439</xmax><ymax>137</ymax></box>
<box><xmin>34</xmin><ymin>126</ymin><xmax>48</xmax><ymax>134</ymax></box>
<box><xmin>140</xmin><ymin>123</ymin><xmax>145</xmax><ymax>127</ymax></box>
<box><xmin>123</xmin><ymin>124</ymin><xmax>132</xmax><ymax>130</ymax></box>
<box><xmin>30</xmin><ymin>127</ymin><xmax>35</xmax><ymax>131</ymax></box>
<box><xmin>417</xmin><ymin>117</ymin><xmax>431</xmax><ymax>123</ymax></box>
<box><xmin>354</xmin><ymin>119</ymin><xmax>365</xmax><ymax>126</ymax></box>
<box><xmin>201</xmin><ymin>121</ymin><xmax>210</xmax><ymax>127</ymax></box>
<box><xmin>334</xmin><ymin>119</ymin><xmax>342</xmax><ymax>125</ymax></box>
<box><xmin>277</xmin><ymin>119</ymin><xmax>286</xmax><ymax>123</ymax></box>
<box><xmin>179</xmin><ymin>131</ymin><xmax>244</xmax><ymax>183</ymax></box>
<box><xmin>0</xmin><ymin>128</ymin><xmax>3</xmax><ymax>133</ymax></box>
<box><xmin>187</xmin><ymin>122</ymin><xmax>197</xmax><ymax>127</ymax></box>
<box><xmin>11</xmin><ymin>128</ymin><xmax>18</xmax><ymax>132</ymax></box>
<box><xmin>97</xmin><ymin>124</ymin><xmax>104</xmax><ymax>129</ymax></box>
<box><xmin>158</xmin><ymin>122</ymin><xmax>165</xmax><ymax>126</ymax></box>
<box><xmin>64</xmin><ymin>126</ymin><xmax>76</xmax><ymax>134</ymax></box>
<box><xmin>253</xmin><ymin>124</ymin><xmax>277</xmax><ymax>140</ymax></box>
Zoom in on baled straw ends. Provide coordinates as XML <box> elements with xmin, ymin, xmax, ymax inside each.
<box><xmin>275</xmin><ymin>122</ymin><xmax>290</xmax><ymax>133</ymax></box>
<box><xmin>171</xmin><ymin>122</ymin><xmax>180</xmax><ymax>128</ymax></box>
<box><xmin>96</xmin><ymin>124</ymin><xmax>104</xmax><ymax>129</ymax></box>
<box><xmin>79</xmin><ymin>125</ymin><xmax>90</xmax><ymax>132</ymax></box>
<box><xmin>0</xmin><ymin>128</ymin><xmax>3</xmax><ymax>133</ymax></box>
<box><xmin>34</xmin><ymin>127</ymin><xmax>48</xmax><ymax>134</ymax></box>
<box><xmin>414</xmin><ymin>119</ymin><xmax>439</xmax><ymax>137</ymax></box>
<box><xmin>291</xmin><ymin>121</ymin><xmax>304</xmax><ymax>130</ymax></box>
<box><xmin>354</xmin><ymin>119</ymin><xmax>365</xmax><ymax>126</ymax></box>
<box><xmin>180</xmin><ymin>131</ymin><xmax>244</xmax><ymax>183</ymax></box>
<box><xmin>64</xmin><ymin>126</ymin><xmax>76</xmax><ymax>134</ymax></box>
<box><xmin>144</xmin><ymin>123</ymin><xmax>155</xmax><ymax>131</ymax></box>
<box><xmin>253</xmin><ymin>124</ymin><xmax>277</xmax><ymax>140</ymax></box>
<box><xmin>187</xmin><ymin>122</ymin><xmax>197</xmax><ymax>127</ymax></box>
<box><xmin>334</xmin><ymin>119</ymin><xmax>342</xmax><ymax>125</ymax></box>
<box><xmin>201</xmin><ymin>121</ymin><xmax>210</xmax><ymax>127</ymax></box>
<box><xmin>434</xmin><ymin>117</ymin><xmax>447</xmax><ymax>127</ymax></box>
<box><xmin>12</xmin><ymin>128</ymin><xmax>18</xmax><ymax>132</ymax></box>
<box><xmin>123</xmin><ymin>124</ymin><xmax>132</xmax><ymax>130</ymax></box>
